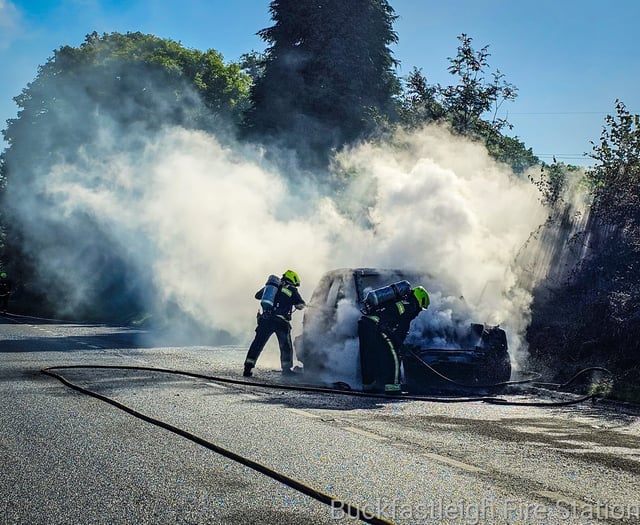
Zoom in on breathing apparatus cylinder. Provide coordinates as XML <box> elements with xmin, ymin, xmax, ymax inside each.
<box><xmin>363</xmin><ymin>280</ymin><xmax>412</xmax><ymax>312</ymax></box>
<box><xmin>260</xmin><ymin>275</ymin><xmax>281</xmax><ymax>312</ymax></box>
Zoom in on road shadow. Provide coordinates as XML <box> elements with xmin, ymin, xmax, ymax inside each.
<box><xmin>53</xmin><ymin>362</ymin><xmax>402</xmax><ymax>412</ymax></box>
<box><xmin>40</xmin><ymin>367</ymin><xmax>200</xmax><ymax>397</ymax></box>
<box><xmin>0</xmin><ymin>319</ymin><xmax>229</xmax><ymax>353</ymax></box>
<box><xmin>197</xmin><ymin>367</ymin><xmax>465</xmax><ymax>412</ymax></box>
<box><xmin>0</xmin><ymin>332</ymin><xmax>152</xmax><ymax>353</ymax></box>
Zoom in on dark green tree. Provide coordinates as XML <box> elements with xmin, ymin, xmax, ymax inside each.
<box><xmin>587</xmin><ymin>100</ymin><xmax>640</xmax><ymax>230</ymax></box>
<box><xmin>581</xmin><ymin>100</ymin><xmax>640</xmax><ymax>327</ymax></box>
<box><xmin>527</xmin><ymin>101</ymin><xmax>640</xmax><ymax>402</ymax></box>
<box><xmin>0</xmin><ymin>32</ymin><xmax>251</xmax><ymax>318</ymax></box>
<box><xmin>243</xmin><ymin>0</ymin><xmax>400</xmax><ymax>166</ymax></box>
<box><xmin>398</xmin><ymin>67</ymin><xmax>445</xmax><ymax>129</ymax></box>
<box><xmin>528</xmin><ymin>160</ymin><xmax>581</xmax><ymax>207</ymax></box>
<box><xmin>482</xmin><ymin>125</ymin><xmax>539</xmax><ymax>174</ymax></box>
<box><xmin>238</xmin><ymin>50</ymin><xmax>266</xmax><ymax>84</ymax></box>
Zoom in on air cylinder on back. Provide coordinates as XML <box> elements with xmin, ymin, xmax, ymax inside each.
<box><xmin>363</xmin><ymin>280</ymin><xmax>411</xmax><ymax>312</ymax></box>
<box><xmin>260</xmin><ymin>274</ymin><xmax>281</xmax><ymax>311</ymax></box>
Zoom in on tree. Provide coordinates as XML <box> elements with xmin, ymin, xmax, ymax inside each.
<box><xmin>527</xmin><ymin>101</ymin><xmax>640</xmax><ymax>401</ymax></box>
<box><xmin>399</xmin><ymin>34</ymin><xmax>534</xmax><ymax>173</ymax></box>
<box><xmin>440</xmin><ymin>34</ymin><xmax>517</xmax><ymax>135</ymax></box>
<box><xmin>398</xmin><ymin>67</ymin><xmax>445</xmax><ymax>129</ymax></box>
<box><xmin>243</xmin><ymin>0</ymin><xmax>400</xmax><ymax>166</ymax></box>
<box><xmin>4</xmin><ymin>32</ymin><xmax>251</xmax><ymax>149</ymax></box>
<box><xmin>0</xmin><ymin>32</ymin><xmax>251</xmax><ymax>318</ymax></box>
<box><xmin>528</xmin><ymin>160</ymin><xmax>581</xmax><ymax>207</ymax></box>
<box><xmin>238</xmin><ymin>50</ymin><xmax>266</xmax><ymax>84</ymax></box>
<box><xmin>582</xmin><ymin>100</ymin><xmax>640</xmax><ymax>323</ymax></box>
<box><xmin>482</xmin><ymin>125</ymin><xmax>539</xmax><ymax>174</ymax></box>
<box><xmin>587</xmin><ymin>100</ymin><xmax>640</xmax><ymax>230</ymax></box>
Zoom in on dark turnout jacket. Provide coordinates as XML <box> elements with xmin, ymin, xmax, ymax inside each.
<box><xmin>0</xmin><ymin>278</ymin><xmax>12</xmax><ymax>297</ymax></box>
<box><xmin>364</xmin><ymin>293</ymin><xmax>422</xmax><ymax>348</ymax></box>
<box><xmin>255</xmin><ymin>281</ymin><xmax>305</xmax><ymax>322</ymax></box>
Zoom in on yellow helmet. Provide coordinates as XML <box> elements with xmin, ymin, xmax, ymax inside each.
<box><xmin>282</xmin><ymin>270</ymin><xmax>300</xmax><ymax>287</ymax></box>
<box><xmin>412</xmin><ymin>286</ymin><xmax>429</xmax><ymax>309</ymax></box>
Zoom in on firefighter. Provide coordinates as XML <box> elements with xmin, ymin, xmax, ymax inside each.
<box><xmin>243</xmin><ymin>270</ymin><xmax>306</xmax><ymax>377</ymax></box>
<box><xmin>358</xmin><ymin>286</ymin><xmax>430</xmax><ymax>394</ymax></box>
<box><xmin>0</xmin><ymin>272</ymin><xmax>12</xmax><ymax>313</ymax></box>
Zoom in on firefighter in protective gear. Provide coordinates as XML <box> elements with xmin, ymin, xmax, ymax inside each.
<box><xmin>358</xmin><ymin>286</ymin><xmax>429</xmax><ymax>394</ymax></box>
<box><xmin>243</xmin><ymin>270</ymin><xmax>305</xmax><ymax>377</ymax></box>
<box><xmin>0</xmin><ymin>272</ymin><xmax>12</xmax><ymax>313</ymax></box>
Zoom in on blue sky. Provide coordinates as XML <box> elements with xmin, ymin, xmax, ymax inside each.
<box><xmin>1</xmin><ymin>0</ymin><xmax>638</xmax><ymax>167</ymax></box>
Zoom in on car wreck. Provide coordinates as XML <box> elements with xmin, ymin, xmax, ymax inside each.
<box><xmin>295</xmin><ymin>268</ymin><xmax>512</xmax><ymax>394</ymax></box>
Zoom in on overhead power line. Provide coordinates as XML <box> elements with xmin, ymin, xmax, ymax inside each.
<box><xmin>537</xmin><ymin>153</ymin><xmax>589</xmax><ymax>158</ymax></box>
<box><xmin>510</xmin><ymin>111</ymin><xmax>609</xmax><ymax>115</ymax></box>
<box><xmin>536</xmin><ymin>153</ymin><xmax>595</xmax><ymax>165</ymax></box>
<box><xmin>508</xmin><ymin>110</ymin><xmax>639</xmax><ymax>116</ymax></box>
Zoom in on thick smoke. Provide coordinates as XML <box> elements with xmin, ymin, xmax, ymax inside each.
<box><xmin>7</xmin><ymin>85</ymin><xmax>548</xmax><ymax>375</ymax></box>
<box><xmin>34</xmin><ymin>125</ymin><xmax>329</xmax><ymax>335</ymax></box>
<box><xmin>283</xmin><ymin>127</ymin><xmax>549</xmax><ymax>382</ymax></box>
<box><xmin>327</xmin><ymin>126</ymin><xmax>546</xmax><ymax>320</ymax></box>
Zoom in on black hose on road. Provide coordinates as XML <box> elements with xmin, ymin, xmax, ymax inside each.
<box><xmin>42</xmin><ymin>365</ymin><xmax>395</xmax><ymax>525</ymax></box>
<box><xmin>5</xmin><ymin>311</ymin><xmax>617</xmax><ymax>522</ymax></box>
<box><xmin>403</xmin><ymin>349</ymin><xmax>614</xmax><ymax>406</ymax></box>
<box><xmin>40</xmin><ymin>361</ymin><xmax>615</xmax><ymax>524</ymax></box>
<box><xmin>44</xmin><ymin>364</ymin><xmax>601</xmax><ymax>406</ymax></box>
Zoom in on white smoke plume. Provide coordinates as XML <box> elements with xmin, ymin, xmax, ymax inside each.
<box><xmin>10</xmin><ymin>112</ymin><xmax>547</xmax><ymax>375</ymax></box>
<box><xmin>325</xmin><ymin>126</ymin><xmax>546</xmax><ymax>321</ymax></box>
<box><xmin>42</xmin><ymin>125</ymin><xmax>328</xmax><ymax>336</ymax></box>
<box><xmin>305</xmin><ymin>126</ymin><xmax>548</xmax><ymax>376</ymax></box>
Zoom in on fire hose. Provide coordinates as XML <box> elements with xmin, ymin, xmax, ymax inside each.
<box><xmin>41</xmin><ymin>361</ymin><xmax>616</xmax><ymax>524</ymax></box>
<box><xmin>30</xmin><ymin>291</ymin><xmax>614</xmax><ymax>525</ymax></box>
<box><xmin>0</xmin><ymin>310</ymin><xmax>615</xmax><ymax>523</ymax></box>
<box><xmin>42</xmin><ymin>364</ymin><xmax>395</xmax><ymax>525</ymax></box>
<box><xmin>403</xmin><ymin>347</ymin><xmax>614</xmax><ymax>406</ymax></box>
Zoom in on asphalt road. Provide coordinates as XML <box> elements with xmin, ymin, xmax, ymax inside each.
<box><xmin>1</xmin><ymin>313</ymin><xmax>639</xmax><ymax>524</ymax></box>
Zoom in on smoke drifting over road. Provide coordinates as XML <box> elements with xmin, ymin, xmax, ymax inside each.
<box><xmin>6</xmin><ymin>99</ymin><xmax>547</xmax><ymax>371</ymax></box>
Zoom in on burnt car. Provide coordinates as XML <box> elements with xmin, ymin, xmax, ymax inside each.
<box><xmin>295</xmin><ymin>268</ymin><xmax>511</xmax><ymax>393</ymax></box>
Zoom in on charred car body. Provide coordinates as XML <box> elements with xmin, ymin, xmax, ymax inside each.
<box><xmin>295</xmin><ymin>268</ymin><xmax>511</xmax><ymax>393</ymax></box>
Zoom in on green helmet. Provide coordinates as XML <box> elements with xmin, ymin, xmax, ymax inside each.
<box><xmin>412</xmin><ymin>286</ymin><xmax>429</xmax><ymax>309</ymax></box>
<box><xmin>0</xmin><ymin>273</ymin><xmax>6</xmax><ymax>279</ymax></box>
<box><xmin>282</xmin><ymin>270</ymin><xmax>300</xmax><ymax>287</ymax></box>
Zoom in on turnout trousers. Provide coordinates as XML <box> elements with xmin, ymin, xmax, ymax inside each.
<box><xmin>244</xmin><ymin>315</ymin><xmax>294</xmax><ymax>371</ymax></box>
<box><xmin>358</xmin><ymin>316</ymin><xmax>402</xmax><ymax>393</ymax></box>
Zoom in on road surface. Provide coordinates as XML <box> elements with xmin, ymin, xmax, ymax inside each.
<box><xmin>1</xmin><ymin>313</ymin><xmax>639</xmax><ymax>524</ymax></box>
